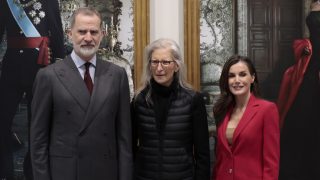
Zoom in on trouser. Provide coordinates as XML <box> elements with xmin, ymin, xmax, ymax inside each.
<box><xmin>0</xmin><ymin>49</ymin><xmax>41</xmax><ymax>180</ymax></box>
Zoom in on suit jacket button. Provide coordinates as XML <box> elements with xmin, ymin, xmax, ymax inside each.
<box><xmin>228</xmin><ymin>168</ymin><xmax>233</xmax><ymax>174</ymax></box>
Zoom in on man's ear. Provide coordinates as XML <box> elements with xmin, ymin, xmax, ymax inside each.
<box><xmin>67</xmin><ymin>29</ymin><xmax>72</xmax><ymax>39</ymax></box>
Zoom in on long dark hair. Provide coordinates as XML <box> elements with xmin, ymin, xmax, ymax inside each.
<box><xmin>213</xmin><ymin>55</ymin><xmax>260</xmax><ymax>125</ymax></box>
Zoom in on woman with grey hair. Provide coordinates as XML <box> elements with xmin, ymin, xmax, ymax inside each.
<box><xmin>131</xmin><ymin>38</ymin><xmax>210</xmax><ymax>180</ymax></box>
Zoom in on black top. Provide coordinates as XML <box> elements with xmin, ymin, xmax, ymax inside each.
<box><xmin>151</xmin><ymin>78</ymin><xmax>177</xmax><ymax>131</ymax></box>
<box><xmin>279</xmin><ymin>11</ymin><xmax>320</xmax><ymax>180</ymax></box>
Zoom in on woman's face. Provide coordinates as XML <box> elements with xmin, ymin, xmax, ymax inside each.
<box><xmin>150</xmin><ymin>48</ymin><xmax>179</xmax><ymax>87</ymax></box>
<box><xmin>228</xmin><ymin>61</ymin><xmax>255</xmax><ymax>98</ymax></box>
<box><xmin>311</xmin><ymin>1</ymin><xmax>320</xmax><ymax>11</ymax></box>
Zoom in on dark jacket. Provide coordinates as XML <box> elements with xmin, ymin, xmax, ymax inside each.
<box><xmin>132</xmin><ymin>81</ymin><xmax>210</xmax><ymax>180</ymax></box>
<box><xmin>31</xmin><ymin>57</ymin><xmax>132</xmax><ymax>180</ymax></box>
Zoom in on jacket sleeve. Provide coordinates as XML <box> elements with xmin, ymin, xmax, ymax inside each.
<box><xmin>46</xmin><ymin>0</ymin><xmax>65</xmax><ymax>60</ymax></box>
<box><xmin>130</xmin><ymin>98</ymin><xmax>139</xmax><ymax>159</ymax></box>
<box><xmin>192</xmin><ymin>92</ymin><xmax>210</xmax><ymax>180</ymax></box>
<box><xmin>117</xmin><ymin>68</ymin><xmax>133</xmax><ymax>180</ymax></box>
<box><xmin>30</xmin><ymin>68</ymin><xmax>53</xmax><ymax>180</ymax></box>
<box><xmin>263</xmin><ymin>103</ymin><xmax>280</xmax><ymax>180</ymax></box>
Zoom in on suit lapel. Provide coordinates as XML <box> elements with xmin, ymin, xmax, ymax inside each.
<box><xmin>54</xmin><ymin>56</ymin><xmax>91</xmax><ymax>112</ymax></box>
<box><xmin>219</xmin><ymin>110</ymin><xmax>233</xmax><ymax>154</ymax></box>
<box><xmin>232</xmin><ymin>94</ymin><xmax>259</xmax><ymax>144</ymax></box>
<box><xmin>79</xmin><ymin>59</ymin><xmax>113</xmax><ymax>133</ymax></box>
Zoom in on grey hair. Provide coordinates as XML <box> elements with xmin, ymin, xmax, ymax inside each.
<box><xmin>69</xmin><ymin>7</ymin><xmax>102</xmax><ymax>29</ymax></box>
<box><xmin>136</xmin><ymin>38</ymin><xmax>192</xmax><ymax>103</ymax></box>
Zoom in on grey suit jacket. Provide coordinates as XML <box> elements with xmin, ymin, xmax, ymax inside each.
<box><xmin>30</xmin><ymin>56</ymin><xmax>132</xmax><ymax>180</ymax></box>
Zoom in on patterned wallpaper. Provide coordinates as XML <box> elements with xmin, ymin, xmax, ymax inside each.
<box><xmin>118</xmin><ymin>0</ymin><xmax>134</xmax><ymax>66</ymax></box>
<box><xmin>200</xmin><ymin>0</ymin><xmax>235</xmax><ymax>126</ymax></box>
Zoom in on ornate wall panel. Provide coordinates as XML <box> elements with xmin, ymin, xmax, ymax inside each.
<box><xmin>200</xmin><ymin>0</ymin><xmax>236</xmax><ymax>127</ymax></box>
<box><xmin>118</xmin><ymin>0</ymin><xmax>134</xmax><ymax>65</ymax></box>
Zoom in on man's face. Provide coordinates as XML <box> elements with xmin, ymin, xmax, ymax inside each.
<box><xmin>68</xmin><ymin>13</ymin><xmax>104</xmax><ymax>61</ymax></box>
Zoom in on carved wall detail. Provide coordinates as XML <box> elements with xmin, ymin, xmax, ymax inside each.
<box><xmin>200</xmin><ymin>0</ymin><xmax>235</xmax><ymax>127</ymax></box>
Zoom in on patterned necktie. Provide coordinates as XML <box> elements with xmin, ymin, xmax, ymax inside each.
<box><xmin>84</xmin><ymin>62</ymin><xmax>93</xmax><ymax>94</ymax></box>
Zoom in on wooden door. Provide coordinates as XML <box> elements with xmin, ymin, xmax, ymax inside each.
<box><xmin>247</xmin><ymin>0</ymin><xmax>303</xmax><ymax>100</ymax></box>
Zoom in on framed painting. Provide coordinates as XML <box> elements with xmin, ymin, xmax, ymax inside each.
<box><xmin>0</xmin><ymin>0</ymin><xmax>134</xmax><ymax>179</ymax></box>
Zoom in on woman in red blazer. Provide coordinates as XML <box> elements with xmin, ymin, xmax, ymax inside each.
<box><xmin>213</xmin><ymin>55</ymin><xmax>280</xmax><ymax>180</ymax></box>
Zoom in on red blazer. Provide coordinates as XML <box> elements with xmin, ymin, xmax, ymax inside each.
<box><xmin>277</xmin><ymin>39</ymin><xmax>312</xmax><ymax>128</ymax></box>
<box><xmin>213</xmin><ymin>94</ymin><xmax>280</xmax><ymax>180</ymax></box>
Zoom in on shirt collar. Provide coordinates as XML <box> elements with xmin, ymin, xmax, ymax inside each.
<box><xmin>71</xmin><ymin>51</ymin><xmax>97</xmax><ymax>68</ymax></box>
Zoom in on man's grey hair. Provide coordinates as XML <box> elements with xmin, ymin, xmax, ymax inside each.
<box><xmin>69</xmin><ymin>7</ymin><xmax>102</xmax><ymax>29</ymax></box>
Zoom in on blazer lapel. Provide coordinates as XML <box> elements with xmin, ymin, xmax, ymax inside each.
<box><xmin>54</xmin><ymin>56</ymin><xmax>91</xmax><ymax>112</ymax></box>
<box><xmin>232</xmin><ymin>94</ymin><xmax>259</xmax><ymax>144</ymax></box>
<box><xmin>219</xmin><ymin>110</ymin><xmax>233</xmax><ymax>154</ymax></box>
<box><xmin>79</xmin><ymin>59</ymin><xmax>113</xmax><ymax>133</ymax></box>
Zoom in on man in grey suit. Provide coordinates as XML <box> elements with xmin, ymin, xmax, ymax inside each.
<box><xmin>30</xmin><ymin>7</ymin><xmax>132</xmax><ymax>180</ymax></box>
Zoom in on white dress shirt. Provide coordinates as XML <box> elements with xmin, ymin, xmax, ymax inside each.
<box><xmin>71</xmin><ymin>51</ymin><xmax>96</xmax><ymax>83</ymax></box>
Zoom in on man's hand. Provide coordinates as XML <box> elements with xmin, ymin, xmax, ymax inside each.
<box><xmin>303</xmin><ymin>46</ymin><xmax>311</xmax><ymax>56</ymax></box>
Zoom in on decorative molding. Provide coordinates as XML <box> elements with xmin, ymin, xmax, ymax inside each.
<box><xmin>133</xmin><ymin>0</ymin><xmax>149</xmax><ymax>89</ymax></box>
<box><xmin>184</xmin><ymin>0</ymin><xmax>201</xmax><ymax>91</ymax></box>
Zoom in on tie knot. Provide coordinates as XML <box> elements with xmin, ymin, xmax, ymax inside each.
<box><xmin>84</xmin><ymin>62</ymin><xmax>91</xmax><ymax>70</ymax></box>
